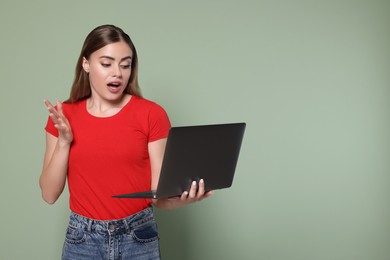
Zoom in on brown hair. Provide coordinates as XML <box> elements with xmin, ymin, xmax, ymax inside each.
<box><xmin>66</xmin><ymin>25</ymin><xmax>141</xmax><ymax>103</ymax></box>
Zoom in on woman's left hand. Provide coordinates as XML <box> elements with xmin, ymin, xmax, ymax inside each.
<box><xmin>153</xmin><ymin>179</ymin><xmax>213</xmax><ymax>210</ymax></box>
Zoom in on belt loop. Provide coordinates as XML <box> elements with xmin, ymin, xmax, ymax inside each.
<box><xmin>87</xmin><ymin>219</ymin><xmax>93</xmax><ymax>232</ymax></box>
<box><xmin>123</xmin><ymin>218</ymin><xmax>130</xmax><ymax>233</ymax></box>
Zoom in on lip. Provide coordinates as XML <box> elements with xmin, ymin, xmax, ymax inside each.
<box><xmin>107</xmin><ymin>81</ymin><xmax>123</xmax><ymax>93</ymax></box>
<box><xmin>107</xmin><ymin>81</ymin><xmax>122</xmax><ymax>87</ymax></box>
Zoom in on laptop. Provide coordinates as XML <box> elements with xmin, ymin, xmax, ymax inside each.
<box><xmin>112</xmin><ymin>122</ymin><xmax>246</xmax><ymax>199</ymax></box>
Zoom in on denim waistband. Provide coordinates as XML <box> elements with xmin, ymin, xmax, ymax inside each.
<box><xmin>68</xmin><ymin>207</ymin><xmax>154</xmax><ymax>235</ymax></box>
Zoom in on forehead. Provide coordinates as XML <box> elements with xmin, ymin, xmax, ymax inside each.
<box><xmin>91</xmin><ymin>41</ymin><xmax>133</xmax><ymax>59</ymax></box>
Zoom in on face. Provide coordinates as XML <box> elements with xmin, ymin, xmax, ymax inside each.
<box><xmin>82</xmin><ymin>41</ymin><xmax>133</xmax><ymax>102</ymax></box>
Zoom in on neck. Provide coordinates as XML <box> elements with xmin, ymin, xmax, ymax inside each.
<box><xmin>87</xmin><ymin>94</ymin><xmax>131</xmax><ymax>117</ymax></box>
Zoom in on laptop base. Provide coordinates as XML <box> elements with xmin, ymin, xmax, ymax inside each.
<box><xmin>113</xmin><ymin>190</ymin><xmax>157</xmax><ymax>199</ymax></box>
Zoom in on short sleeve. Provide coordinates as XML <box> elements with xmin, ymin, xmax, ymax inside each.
<box><xmin>45</xmin><ymin>116</ymin><xmax>59</xmax><ymax>137</ymax></box>
<box><xmin>148</xmin><ymin>103</ymin><xmax>171</xmax><ymax>142</ymax></box>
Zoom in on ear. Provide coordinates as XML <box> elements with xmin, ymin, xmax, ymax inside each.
<box><xmin>82</xmin><ymin>57</ymin><xmax>90</xmax><ymax>73</ymax></box>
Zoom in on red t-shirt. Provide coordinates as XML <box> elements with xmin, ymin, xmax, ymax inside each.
<box><xmin>45</xmin><ymin>96</ymin><xmax>171</xmax><ymax>220</ymax></box>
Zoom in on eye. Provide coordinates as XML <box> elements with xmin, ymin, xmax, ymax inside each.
<box><xmin>101</xmin><ymin>63</ymin><xmax>111</xmax><ymax>68</ymax></box>
<box><xmin>120</xmin><ymin>64</ymin><xmax>131</xmax><ymax>69</ymax></box>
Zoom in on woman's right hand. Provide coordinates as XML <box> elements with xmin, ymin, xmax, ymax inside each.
<box><xmin>44</xmin><ymin>99</ymin><xmax>73</xmax><ymax>144</ymax></box>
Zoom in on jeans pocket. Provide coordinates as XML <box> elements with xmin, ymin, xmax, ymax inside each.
<box><xmin>131</xmin><ymin>218</ymin><xmax>159</xmax><ymax>243</ymax></box>
<box><xmin>65</xmin><ymin>224</ymin><xmax>86</xmax><ymax>244</ymax></box>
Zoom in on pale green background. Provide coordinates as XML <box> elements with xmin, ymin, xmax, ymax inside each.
<box><xmin>0</xmin><ymin>0</ymin><xmax>389</xmax><ymax>259</ymax></box>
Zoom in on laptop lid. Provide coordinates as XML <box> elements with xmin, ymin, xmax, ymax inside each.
<box><xmin>113</xmin><ymin>122</ymin><xmax>246</xmax><ymax>199</ymax></box>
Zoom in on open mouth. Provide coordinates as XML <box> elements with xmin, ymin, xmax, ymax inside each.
<box><xmin>107</xmin><ymin>82</ymin><xmax>121</xmax><ymax>88</ymax></box>
<box><xmin>107</xmin><ymin>82</ymin><xmax>122</xmax><ymax>94</ymax></box>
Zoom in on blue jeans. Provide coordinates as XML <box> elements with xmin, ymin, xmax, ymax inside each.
<box><xmin>62</xmin><ymin>207</ymin><xmax>161</xmax><ymax>260</ymax></box>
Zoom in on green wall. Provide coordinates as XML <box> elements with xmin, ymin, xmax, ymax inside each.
<box><xmin>1</xmin><ymin>1</ymin><xmax>389</xmax><ymax>259</ymax></box>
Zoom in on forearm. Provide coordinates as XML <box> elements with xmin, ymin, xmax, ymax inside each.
<box><xmin>39</xmin><ymin>141</ymin><xmax>70</xmax><ymax>204</ymax></box>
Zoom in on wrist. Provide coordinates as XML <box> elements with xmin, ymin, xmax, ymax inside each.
<box><xmin>57</xmin><ymin>139</ymin><xmax>72</xmax><ymax>148</ymax></box>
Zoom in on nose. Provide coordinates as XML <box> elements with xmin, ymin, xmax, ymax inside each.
<box><xmin>112</xmin><ymin>65</ymin><xmax>122</xmax><ymax>78</ymax></box>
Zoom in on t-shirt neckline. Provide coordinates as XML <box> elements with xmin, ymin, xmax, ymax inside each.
<box><xmin>83</xmin><ymin>95</ymin><xmax>134</xmax><ymax>119</ymax></box>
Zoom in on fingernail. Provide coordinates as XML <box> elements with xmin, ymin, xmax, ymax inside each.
<box><xmin>192</xmin><ymin>181</ymin><xmax>196</xmax><ymax>185</ymax></box>
<box><xmin>200</xmin><ymin>179</ymin><xmax>204</xmax><ymax>183</ymax></box>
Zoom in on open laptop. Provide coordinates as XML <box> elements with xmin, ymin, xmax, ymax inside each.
<box><xmin>112</xmin><ymin>122</ymin><xmax>246</xmax><ymax>199</ymax></box>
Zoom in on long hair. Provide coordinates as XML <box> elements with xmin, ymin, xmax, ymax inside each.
<box><xmin>66</xmin><ymin>25</ymin><xmax>141</xmax><ymax>103</ymax></box>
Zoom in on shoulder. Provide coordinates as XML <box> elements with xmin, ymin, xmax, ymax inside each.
<box><xmin>130</xmin><ymin>96</ymin><xmax>170</xmax><ymax>127</ymax></box>
<box><xmin>131</xmin><ymin>96</ymin><xmax>166</xmax><ymax>112</ymax></box>
<box><xmin>62</xmin><ymin>99</ymin><xmax>85</xmax><ymax>108</ymax></box>
<box><xmin>132</xmin><ymin>97</ymin><xmax>171</xmax><ymax>139</ymax></box>
<box><xmin>61</xmin><ymin>99</ymin><xmax>86</xmax><ymax>116</ymax></box>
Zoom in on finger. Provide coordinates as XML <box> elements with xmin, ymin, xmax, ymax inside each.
<box><xmin>44</xmin><ymin>99</ymin><xmax>56</xmax><ymax>114</ymax></box>
<box><xmin>44</xmin><ymin>99</ymin><xmax>61</xmax><ymax>118</ymax></box>
<box><xmin>56</xmin><ymin>118</ymin><xmax>69</xmax><ymax>130</ymax></box>
<box><xmin>188</xmin><ymin>181</ymin><xmax>197</xmax><ymax>198</ymax></box>
<box><xmin>180</xmin><ymin>191</ymin><xmax>189</xmax><ymax>201</ymax></box>
<box><xmin>56</xmin><ymin>100</ymin><xmax>63</xmax><ymax>114</ymax></box>
<box><xmin>197</xmin><ymin>179</ymin><xmax>205</xmax><ymax>198</ymax></box>
<box><xmin>43</xmin><ymin>99</ymin><xmax>53</xmax><ymax>108</ymax></box>
<box><xmin>49</xmin><ymin>112</ymin><xmax>67</xmax><ymax>130</ymax></box>
<box><xmin>49</xmin><ymin>113</ymin><xmax>60</xmax><ymax>125</ymax></box>
<box><xmin>204</xmin><ymin>190</ymin><xmax>214</xmax><ymax>198</ymax></box>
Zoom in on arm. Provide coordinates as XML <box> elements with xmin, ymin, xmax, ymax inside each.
<box><xmin>148</xmin><ymin>138</ymin><xmax>213</xmax><ymax>210</ymax></box>
<box><xmin>39</xmin><ymin>100</ymin><xmax>73</xmax><ymax>204</ymax></box>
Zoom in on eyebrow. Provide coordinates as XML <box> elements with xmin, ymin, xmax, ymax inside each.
<box><xmin>99</xmin><ymin>55</ymin><xmax>132</xmax><ymax>61</ymax></box>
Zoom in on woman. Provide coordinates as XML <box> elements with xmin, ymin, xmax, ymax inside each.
<box><xmin>40</xmin><ymin>24</ymin><xmax>212</xmax><ymax>260</ymax></box>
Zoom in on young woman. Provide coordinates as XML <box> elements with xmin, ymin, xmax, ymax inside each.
<box><xmin>40</xmin><ymin>24</ymin><xmax>212</xmax><ymax>260</ymax></box>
